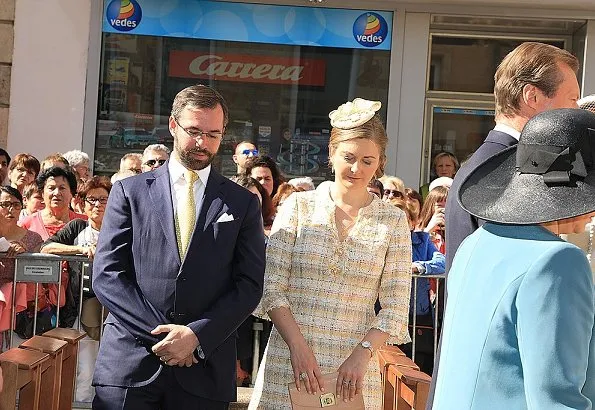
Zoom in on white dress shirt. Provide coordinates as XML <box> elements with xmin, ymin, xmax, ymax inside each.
<box><xmin>494</xmin><ymin>123</ymin><xmax>521</xmax><ymax>141</ymax></box>
<box><xmin>168</xmin><ymin>153</ymin><xmax>211</xmax><ymax>222</ymax></box>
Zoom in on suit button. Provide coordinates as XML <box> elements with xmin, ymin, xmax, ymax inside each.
<box><xmin>180</xmin><ymin>277</ymin><xmax>187</xmax><ymax>281</ymax></box>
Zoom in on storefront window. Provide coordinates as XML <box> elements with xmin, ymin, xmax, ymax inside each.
<box><xmin>429</xmin><ymin>36</ymin><xmax>565</xmax><ymax>93</ymax></box>
<box><xmin>95</xmin><ymin>1</ymin><xmax>393</xmax><ymax>182</ymax></box>
<box><xmin>430</xmin><ymin>107</ymin><xmax>494</xmax><ymax>168</ymax></box>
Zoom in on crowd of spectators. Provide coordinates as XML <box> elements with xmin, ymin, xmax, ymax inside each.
<box><xmin>0</xmin><ymin>137</ymin><xmax>458</xmax><ymax>391</ymax></box>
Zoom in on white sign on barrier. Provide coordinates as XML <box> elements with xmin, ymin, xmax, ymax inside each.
<box><xmin>24</xmin><ymin>266</ymin><xmax>53</xmax><ymax>276</ymax></box>
<box><xmin>14</xmin><ymin>258</ymin><xmax>61</xmax><ymax>283</ymax></box>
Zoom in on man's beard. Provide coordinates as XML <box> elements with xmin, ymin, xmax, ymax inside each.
<box><xmin>175</xmin><ymin>141</ymin><xmax>215</xmax><ymax>170</ymax></box>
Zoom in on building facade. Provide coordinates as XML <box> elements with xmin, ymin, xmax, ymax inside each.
<box><xmin>5</xmin><ymin>0</ymin><xmax>595</xmax><ymax>187</ymax></box>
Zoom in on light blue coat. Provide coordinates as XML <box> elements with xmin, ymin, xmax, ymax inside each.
<box><xmin>434</xmin><ymin>223</ymin><xmax>595</xmax><ymax>409</ymax></box>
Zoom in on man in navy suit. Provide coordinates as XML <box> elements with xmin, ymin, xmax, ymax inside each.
<box><xmin>445</xmin><ymin>42</ymin><xmax>580</xmax><ymax>271</ymax></box>
<box><xmin>428</xmin><ymin>42</ymin><xmax>580</xmax><ymax>409</ymax></box>
<box><xmin>92</xmin><ymin>85</ymin><xmax>265</xmax><ymax>409</ymax></box>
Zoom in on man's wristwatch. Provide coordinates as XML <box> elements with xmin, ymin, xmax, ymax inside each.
<box><xmin>360</xmin><ymin>340</ymin><xmax>374</xmax><ymax>357</ymax></box>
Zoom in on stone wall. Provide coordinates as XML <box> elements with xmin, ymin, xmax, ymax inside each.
<box><xmin>0</xmin><ymin>0</ymin><xmax>14</xmax><ymax>149</ymax></box>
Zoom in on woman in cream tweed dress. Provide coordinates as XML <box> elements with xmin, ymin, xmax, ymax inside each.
<box><xmin>249</xmin><ymin>99</ymin><xmax>412</xmax><ymax>409</ymax></box>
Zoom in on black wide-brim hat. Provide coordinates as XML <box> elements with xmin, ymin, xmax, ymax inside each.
<box><xmin>459</xmin><ymin>108</ymin><xmax>595</xmax><ymax>225</ymax></box>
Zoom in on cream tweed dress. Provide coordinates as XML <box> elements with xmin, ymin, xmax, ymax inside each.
<box><xmin>249</xmin><ymin>182</ymin><xmax>412</xmax><ymax>409</ymax></box>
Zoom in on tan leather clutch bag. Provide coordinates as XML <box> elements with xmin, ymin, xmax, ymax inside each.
<box><xmin>287</xmin><ymin>372</ymin><xmax>365</xmax><ymax>409</ymax></box>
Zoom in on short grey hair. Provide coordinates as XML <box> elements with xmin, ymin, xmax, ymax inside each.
<box><xmin>62</xmin><ymin>150</ymin><xmax>90</xmax><ymax>167</ymax></box>
<box><xmin>119</xmin><ymin>153</ymin><xmax>142</xmax><ymax>171</ymax></box>
<box><xmin>143</xmin><ymin>144</ymin><xmax>170</xmax><ymax>158</ymax></box>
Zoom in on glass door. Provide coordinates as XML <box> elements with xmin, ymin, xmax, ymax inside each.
<box><xmin>421</xmin><ymin>99</ymin><xmax>495</xmax><ymax>184</ymax></box>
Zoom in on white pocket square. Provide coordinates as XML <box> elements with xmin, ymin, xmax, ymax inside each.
<box><xmin>216</xmin><ymin>213</ymin><xmax>235</xmax><ymax>223</ymax></box>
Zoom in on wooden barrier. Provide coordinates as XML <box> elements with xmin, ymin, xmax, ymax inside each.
<box><xmin>20</xmin><ymin>336</ymin><xmax>69</xmax><ymax>410</ymax></box>
<box><xmin>393</xmin><ymin>365</ymin><xmax>432</xmax><ymax>410</ymax></box>
<box><xmin>379</xmin><ymin>345</ymin><xmax>431</xmax><ymax>410</ymax></box>
<box><xmin>0</xmin><ymin>348</ymin><xmax>50</xmax><ymax>410</ymax></box>
<box><xmin>42</xmin><ymin>328</ymin><xmax>87</xmax><ymax>410</ymax></box>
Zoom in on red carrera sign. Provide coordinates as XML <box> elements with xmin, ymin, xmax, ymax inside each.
<box><xmin>168</xmin><ymin>51</ymin><xmax>326</xmax><ymax>86</ymax></box>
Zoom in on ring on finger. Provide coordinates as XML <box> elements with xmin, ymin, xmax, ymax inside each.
<box><xmin>349</xmin><ymin>381</ymin><xmax>356</xmax><ymax>387</ymax></box>
<box><xmin>299</xmin><ymin>372</ymin><xmax>308</xmax><ymax>380</ymax></box>
<box><xmin>342</xmin><ymin>380</ymin><xmax>350</xmax><ymax>386</ymax></box>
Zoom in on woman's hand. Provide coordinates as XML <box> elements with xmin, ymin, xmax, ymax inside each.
<box><xmin>424</xmin><ymin>208</ymin><xmax>445</xmax><ymax>233</ymax></box>
<box><xmin>6</xmin><ymin>241</ymin><xmax>26</xmax><ymax>258</ymax></box>
<box><xmin>79</xmin><ymin>245</ymin><xmax>96</xmax><ymax>260</ymax></box>
<box><xmin>289</xmin><ymin>340</ymin><xmax>325</xmax><ymax>394</ymax></box>
<box><xmin>336</xmin><ymin>347</ymin><xmax>370</xmax><ymax>402</ymax></box>
<box><xmin>85</xmin><ymin>244</ymin><xmax>96</xmax><ymax>260</ymax></box>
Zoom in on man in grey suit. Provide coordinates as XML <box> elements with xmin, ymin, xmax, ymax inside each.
<box><xmin>428</xmin><ymin>42</ymin><xmax>580</xmax><ymax>409</ymax></box>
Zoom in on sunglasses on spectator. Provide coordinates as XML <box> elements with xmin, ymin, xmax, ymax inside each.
<box><xmin>0</xmin><ymin>201</ymin><xmax>22</xmax><ymax>210</ymax></box>
<box><xmin>85</xmin><ymin>197</ymin><xmax>109</xmax><ymax>206</ymax></box>
<box><xmin>384</xmin><ymin>189</ymin><xmax>404</xmax><ymax>198</ymax></box>
<box><xmin>242</xmin><ymin>149</ymin><xmax>259</xmax><ymax>156</ymax></box>
<box><xmin>144</xmin><ymin>159</ymin><xmax>166</xmax><ymax>167</ymax></box>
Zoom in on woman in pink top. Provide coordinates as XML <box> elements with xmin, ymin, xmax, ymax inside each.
<box><xmin>0</xmin><ymin>186</ymin><xmax>43</xmax><ymax>341</ymax></box>
<box><xmin>19</xmin><ymin>166</ymin><xmax>86</xmax><ymax>314</ymax></box>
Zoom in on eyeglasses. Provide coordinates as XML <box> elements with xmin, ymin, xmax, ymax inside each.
<box><xmin>384</xmin><ymin>189</ymin><xmax>404</xmax><ymax>198</ymax></box>
<box><xmin>0</xmin><ymin>201</ymin><xmax>22</xmax><ymax>210</ymax></box>
<box><xmin>241</xmin><ymin>149</ymin><xmax>259</xmax><ymax>157</ymax></box>
<box><xmin>174</xmin><ymin>117</ymin><xmax>223</xmax><ymax>141</ymax></box>
<box><xmin>144</xmin><ymin>159</ymin><xmax>166</xmax><ymax>167</ymax></box>
<box><xmin>85</xmin><ymin>197</ymin><xmax>109</xmax><ymax>206</ymax></box>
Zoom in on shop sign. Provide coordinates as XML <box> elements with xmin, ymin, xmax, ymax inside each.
<box><xmin>102</xmin><ymin>0</ymin><xmax>392</xmax><ymax>51</ymax></box>
<box><xmin>105</xmin><ymin>0</ymin><xmax>142</xmax><ymax>32</ymax></box>
<box><xmin>353</xmin><ymin>13</ymin><xmax>389</xmax><ymax>48</ymax></box>
<box><xmin>168</xmin><ymin>51</ymin><xmax>326</xmax><ymax>86</ymax></box>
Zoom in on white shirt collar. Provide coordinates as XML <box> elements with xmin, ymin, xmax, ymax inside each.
<box><xmin>494</xmin><ymin>123</ymin><xmax>521</xmax><ymax>141</ymax></box>
<box><xmin>168</xmin><ymin>152</ymin><xmax>211</xmax><ymax>186</ymax></box>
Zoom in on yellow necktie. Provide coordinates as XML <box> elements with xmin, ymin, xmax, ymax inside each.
<box><xmin>176</xmin><ymin>170</ymin><xmax>199</xmax><ymax>258</ymax></box>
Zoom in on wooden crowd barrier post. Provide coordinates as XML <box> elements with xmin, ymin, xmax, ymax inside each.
<box><xmin>42</xmin><ymin>328</ymin><xmax>87</xmax><ymax>410</ymax></box>
<box><xmin>394</xmin><ymin>365</ymin><xmax>432</xmax><ymax>410</ymax></box>
<box><xmin>20</xmin><ymin>336</ymin><xmax>69</xmax><ymax>410</ymax></box>
<box><xmin>378</xmin><ymin>346</ymin><xmax>406</xmax><ymax>410</ymax></box>
<box><xmin>378</xmin><ymin>345</ymin><xmax>423</xmax><ymax>410</ymax></box>
<box><xmin>0</xmin><ymin>348</ymin><xmax>49</xmax><ymax>410</ymax></box>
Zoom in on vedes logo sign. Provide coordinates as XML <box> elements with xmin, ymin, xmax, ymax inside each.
<box><xmin>106</xmin><ymin>0</ymin><xmax>142</xmax><ymax>32</ymax></box>
<box><xmin>353</xmin><ymin>12</ymin><xmax>388</xmax><ymax>47</ymax></box>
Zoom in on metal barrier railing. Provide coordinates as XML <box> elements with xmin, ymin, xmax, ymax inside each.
<box><xmin>6</xmin><ymin>253</ymin><xmax>96</xmax><ymax>348</ymax></box>
<box><xmin>410</xmin><ymin>273</ymin><xmax>445</xmax><ymax>362</ymax></box>
<box><xmin>0</xmin><ymin>252</ymin><xmax>446</xmax><ymax>402</ymax></box>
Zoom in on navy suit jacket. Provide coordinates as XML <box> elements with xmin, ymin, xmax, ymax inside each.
<box><xmin>92</xmin><ymin>164</ymin><xmax>265</xmax><ymax>402</ymax></box>
<box><xmin>445</xmin><ymin>130</ymin><xmax>518</xmax><ymax>271</ymax></box>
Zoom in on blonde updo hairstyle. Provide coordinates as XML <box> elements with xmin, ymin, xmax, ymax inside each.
<box><xmin>328</xmin><ymin>114</ymin><xmax>387</xmax><ymax>178</ymax></box>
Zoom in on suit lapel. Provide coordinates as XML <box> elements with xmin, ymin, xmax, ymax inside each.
<box><xmin>195</xmin><ymin>170</ymin><xmax>226</xmax><ymax>234</ymax></box>
<box><xmin>147</xmin><ymin>164</ymin><xmax>180</xmax><ymax>263</ymax></box>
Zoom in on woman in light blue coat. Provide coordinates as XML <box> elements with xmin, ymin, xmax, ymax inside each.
<box><xmin>433</xmin><ymin>108</ymin><xmax>595</xmax><ymax>409</ymax></box>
